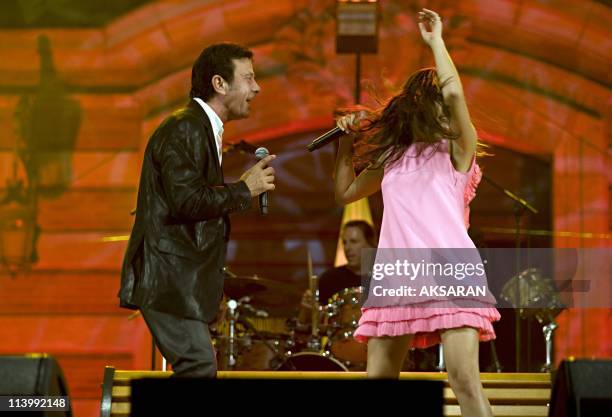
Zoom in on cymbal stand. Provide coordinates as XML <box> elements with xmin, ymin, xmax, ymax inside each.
<box><xmin>435</xmin><ymin>344</ymin><xmax>445</xmax><ymax>372</ymax></box>
<box><xmin>306</xmin><ymin>251</ymin><xmax>321</xmax><ymax>351</ymax></box>
<box><xmin>540</xmin><ymin>311</ymin><xmax>558</xmax><ymax>372</ymax></box>
<box><xmin>306</xmin><ymin>276</ymin><xmax>321</xmax><ymax>351</ymax></box>
<box><xmin>488</xmin><ymin>340</ymin><xmax>503</xmax><ymax>372</ymax></box>
<box><xmin>284</xmin><ymin>318</ymin><xmax>298</xmax><ymax>356</ymax></box>
<box><xmin>226</xmin><ymin>299</ymin><xmax>238</xmax><ymax>369</ymax></box>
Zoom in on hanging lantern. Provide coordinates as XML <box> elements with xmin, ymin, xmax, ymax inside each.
<box><xmin>0</xmin><ymin>177</ymin><xmax>38</xmax><ymax>274</ymax></box>
<box><xmin>14</xmin><ymin>35</ymin><xmax>81</xmax><ymax>198</ymax></box>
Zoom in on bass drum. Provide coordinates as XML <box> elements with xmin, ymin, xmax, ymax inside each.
<box><xmin>276</xmin><ymin>352</ymin><xmax>348</xmax><ymax>372</ymax></box>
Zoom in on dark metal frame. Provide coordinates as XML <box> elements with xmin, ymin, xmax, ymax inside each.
<box><xmin>100</xmin><ymin>366</ymin><xmax>115</xmax><ymax>417</ymax></box>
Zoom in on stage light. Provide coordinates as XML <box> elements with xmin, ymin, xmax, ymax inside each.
<box><xmin>336</xmin><ymin>0</ymin><xmax>379</xmax><ymax>54</ymax></box>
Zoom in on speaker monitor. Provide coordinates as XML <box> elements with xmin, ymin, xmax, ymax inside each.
<box><xmin>549</xmin><ymin>359</ymin><xmax>612</xmax><ymax>417</ymax></box>
<box><xmin>0</xmin><ymin>354</ymin><xmax>71</xmax><ymax>417</ymax></box>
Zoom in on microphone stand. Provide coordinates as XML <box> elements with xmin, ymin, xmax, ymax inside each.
<box><xmin>482</xmin><ymin>175</ymin><xmax>538</xmax><ymax>372</ymax></box>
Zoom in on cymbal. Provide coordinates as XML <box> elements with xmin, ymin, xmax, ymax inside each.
<box><xmin>500</xmin><ymin>267</ymin><xmax>565</xmax><ymax>321</ymax></box>
<box><xmin>223</xmin><ymin>275</ymin><xmax>301</xmax><ymax>311</ymax></box>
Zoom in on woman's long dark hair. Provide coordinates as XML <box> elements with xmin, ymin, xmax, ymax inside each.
<box><xmin>339</xmin><ymin>68</ymin><xmax>483</xmax><ymax>170</ymax></box>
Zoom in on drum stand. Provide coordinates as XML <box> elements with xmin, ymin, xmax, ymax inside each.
<box><xmin>536</xmin><ymin>309</ymin><xmax>560</xmax><ymax>373</ymax></box>
<box><xmin>435</xmin><ymin>344</ymin><xmax>445</xmax><ymax>372</ymax></box>
<box><xmin>541</xmin><ymin>320</ymin><xmax>557</xmax><ymax>372</ymax></box>
<box><xmin>306</xmin><ymin>333</ymin><xmax>322</xmax><ymax>351</ymax></box>
<box><xmin>222</xmin><ymin>297</ymin><xmax>287</xmax><ymax>370</ymax></box>
<box><xmin>226</xmin><ymin>299</ymin><xmax>238</xmax><ymax>369</ymax></box>
<box><xmin>284</xmin><ymin>318</ymin><xmax>299</xmax><ymax>356</ymax></box>
<box><xmin>237</xmin><ymin>316</ymin><xmax>287</xmax><ymax>369</ymax></box>
<box><xmin>488</xmin><ymin>340</ymin><xmax>503</xmax><ymax>372</ymax></box>
<box><xmin>306</xmin><ymin>266</ymin><xmax>322</xmax><ymax>352</ymax></box>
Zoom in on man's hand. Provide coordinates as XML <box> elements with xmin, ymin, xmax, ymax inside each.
<box><xmin>240</xmin><ymin>154</ymin><xmax>276</xmax><ymax>197</ymax></box>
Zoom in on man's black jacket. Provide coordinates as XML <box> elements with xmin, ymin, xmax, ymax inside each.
<box><xmin>119</xmin><ymin>100</ymin><xmax>252</xmax><ymax>322</ymax></box>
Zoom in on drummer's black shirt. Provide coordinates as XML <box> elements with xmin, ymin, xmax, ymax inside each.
<box><xmin>318</xmin><ymin>265</ymin><xmax>361</xmax><ymax>303</ymax></box>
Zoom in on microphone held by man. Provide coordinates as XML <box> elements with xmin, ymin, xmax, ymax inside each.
<box><xmin>240</xmin><ymin>147</ymin><xmax>275</xmax><ymax>215</ymax></box>
<box><xmin>254</xmin><ymin>147</ymin><xmax>271</xmax><ymax>215</ymax></box>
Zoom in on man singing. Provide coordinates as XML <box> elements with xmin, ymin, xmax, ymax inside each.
<box><xmin>119</xmin><ymin>43</ymin><xmax>275</xmax><ymax>377</ymax></box>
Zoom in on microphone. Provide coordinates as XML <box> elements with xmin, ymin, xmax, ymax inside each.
<box><xmin>306</xmin><ymin>126</ymin><xmax>345</xmax><ymax>152</ymax></box>
<box><xmin>254</xmin><ymin>147</ymin><xmax>269</xmax><ymax>215</ymax></box>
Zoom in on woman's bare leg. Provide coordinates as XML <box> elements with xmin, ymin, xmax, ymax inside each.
<box><xmin>366</xmin><ymin>334</ymin><xmax>413</xmax><ymax>378</ymax></box>
<box><xmin>441</xmin><ymin>327</ymin><xmax>492</xmax><ymax>417</ymax></box>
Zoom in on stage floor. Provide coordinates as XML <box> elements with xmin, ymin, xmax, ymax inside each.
<box><xmin>102</xmin><ymin>368</ymin><xmax>552</xmax><ymax>417</ymax></box>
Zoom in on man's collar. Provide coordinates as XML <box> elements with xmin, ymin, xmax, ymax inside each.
<box><xmin>192</xmin><ymin>97</ymin><xmax>224</xmax><ymax>138</ymax></box>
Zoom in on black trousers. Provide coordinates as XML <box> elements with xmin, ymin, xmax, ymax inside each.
<box><xmin>141</xmin><ymin>308</ymin><xmax>217</xmax><ymax>378</ymax></box>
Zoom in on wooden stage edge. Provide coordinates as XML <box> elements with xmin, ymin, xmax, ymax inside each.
<box><xmin>112</xmin><ymin>369</ymin><xmax>552</xmax><ymax>382</ymax></box>
<box><xmin>102</xmin><ymin>368</ymin><xmax>552</xmax><ymax>417</ymax></box>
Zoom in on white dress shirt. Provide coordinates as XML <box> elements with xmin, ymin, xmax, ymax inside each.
<box><xmin>193</xmin><ymin>97</ymin><xmax>224</xmax><ymax>164</ymax></box>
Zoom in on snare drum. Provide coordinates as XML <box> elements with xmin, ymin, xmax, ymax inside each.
<box><xmin>325</xmin><ymin>287</ymin><xmax>367</xmax><ymax>364</ymax></box>
<box><xmin>276</xmin><ymin>352</ymin><xmax>348</xmax><ymax>371</ymax></box>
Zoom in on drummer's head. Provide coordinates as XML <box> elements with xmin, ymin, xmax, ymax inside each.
<box><xmin>342</xmin><ymin>221</ymin><xmax>376</xmax><ymax>268</ymax></box>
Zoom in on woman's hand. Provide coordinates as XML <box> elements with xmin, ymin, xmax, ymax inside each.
<box><xmin>336</xmin><ymin>112</ymin><xmax>360</xmax><ymax>134</ymax></box>
<box><xmin>418</xmin><ymin>8</ymin><xmax>443</xmax><ymax>47</ymax></box>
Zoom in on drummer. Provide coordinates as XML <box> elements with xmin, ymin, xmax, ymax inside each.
<box><xmin>298</xmin><ymin>220</ymin><xmax>377</xmax><ymax>324</ymax></box>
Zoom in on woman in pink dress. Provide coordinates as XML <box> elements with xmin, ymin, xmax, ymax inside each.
<box><xmin>334</xmin><ymin>8</ymin><xmax>499</xmax><ymax>417</ymax></box>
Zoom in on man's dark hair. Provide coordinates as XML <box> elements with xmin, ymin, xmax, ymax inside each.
<box><xmin>343</xmin><ymin>220</ymin><xmax>377</xmax><ymax>247</ymax></box>
<box><xmin>190</xmin><ymin>43</ymin><xmax>253</xmax><ymax>101</ymax></box>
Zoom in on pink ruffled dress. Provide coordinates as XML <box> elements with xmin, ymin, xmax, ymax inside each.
<box><xmin>354</xmin><ymin>140</ymin><xmax>500</xmax><ymax>349</ymax></box>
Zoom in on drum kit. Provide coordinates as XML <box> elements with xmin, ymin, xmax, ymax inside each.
<box><xmin>212</xmin><ymin>271</ymin><xmax>368</xmax><ymax>372</ymax></box>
